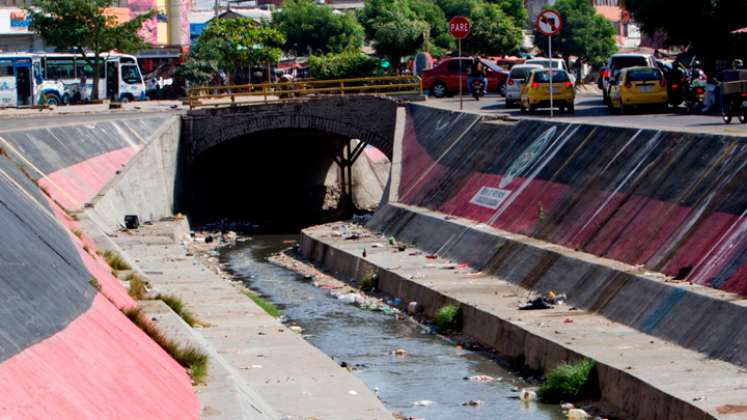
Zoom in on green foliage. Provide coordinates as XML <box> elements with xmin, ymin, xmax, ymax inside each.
<box><xmin>125</xmin><ymin>307</ymin><xmax>208</xmax><ymax>384</ymax></box>
<box><xmin>309</xmin><ymin>50</ymin><xmax>378</xmax><ymax>79</ymax></box>
<box><xmin>433</xmin><ymin>304</ymin><xmax>463</xmax><ymax>332</ymax></box>
<box><xmin>533</xmin><ymin>0</ymin><xmax>617</xmax><ymax>67</ymax></box>
<box><xmin>360</xmin><ymin>0</ymin><xmax>428</xmax><ymax>68</ymax></box>
<box><xmin>197</xmin><ymin>18</ymin><xmax>285</xmax><ymax>73</ymax></box>
<box><xmin>174</xmin><ymin>57</ymin><xmax>215</xmax><ymax>87</ymax></box>
<box><xmin>29</xmin><ymin>0</ymin><xmax>153</xmax><ymax>100</ymax></box>
<box><xmin>359</xmin><ymin>270</ymin><xmax>379</xmax><ymax>291</ymax></box>
<box><xmin>622</xmin><ymin>0</ymin><xmax>747</xmax><ymax>62</ymax></box>
<box><xmin>102</xmin><ymin>250</ymin><xmax>131</xmax><ymax>271</ymax></box>
<box><xmin>126</xmin><ymin>273</ymin><xmax>148</xmax><ymax>300</ymax></box>
<box><xmin>157</xmin><ymin>294</ymin><xmax>198</xmax><ymax>327</ymax></box>
<box><xmin>538</xmin><ymin>359</ymin><xmax>596</xmax><ymax>403</ymax></box>
<box><xmin>436</xmin><ymin>0</ymin><xmax>523</xmax><ymax>55</ymax></box>
<box><xmin>273</xmin><ymin>0</ymin><xmax>364</xmax><ymax>55</ymax></box>
<box><xmin>243</xmin><ymin>289</ymin><xmax>282</xmax><ymax>318</ymax></box>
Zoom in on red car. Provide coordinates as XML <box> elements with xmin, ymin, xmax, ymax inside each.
<box><xmin>422</xmin><ymin>57</ymin><xmax>509</xmax><ymax>98</ymax></box>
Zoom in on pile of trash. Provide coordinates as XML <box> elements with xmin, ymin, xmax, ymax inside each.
<box><xmin>518</xmin><ymin>290</ymin><xmax>567</xmax><ymax>311</ymax></box>
<box><xmin>334</xmin><ymin>291</ymin><xmax>401</xmax><ymax>315</ymax></box>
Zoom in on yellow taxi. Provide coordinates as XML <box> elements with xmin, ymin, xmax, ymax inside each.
<box><xmin>519</xmin><ymin>69</ymin><xmax>575</xmax><ymax>113</ymax></box>
<box><xmin>608</xmin><ymin>66</ymin><xmax>669</xmax><ymax>113</ymax></box>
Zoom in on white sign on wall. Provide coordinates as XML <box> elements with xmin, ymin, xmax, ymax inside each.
<box><xmin>470</xmin><ymin>187</ymin><xmax>511</xmax><ymax>210</ymax></box>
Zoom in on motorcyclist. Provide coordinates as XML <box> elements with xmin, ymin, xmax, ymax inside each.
<box><xmin>467</xmin><ymin>56</ymin><xmax>488</xmax><ymax>96</ymax></box>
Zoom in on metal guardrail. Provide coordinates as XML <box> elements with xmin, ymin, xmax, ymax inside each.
<box><xmin>186</xmin><ymin>75</ymin><xmax>423</xmax><ymax>108</ymax></box>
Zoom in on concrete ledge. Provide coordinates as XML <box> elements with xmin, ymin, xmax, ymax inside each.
<box><xmin>369</xmin><ymin>203</ymin><xmax>747</xmax><ymax>369</ymax></box>
<box><xmin>301</xmin><ymin>217</ymin><xmax>747</xmax><ymax>420</ymax></box>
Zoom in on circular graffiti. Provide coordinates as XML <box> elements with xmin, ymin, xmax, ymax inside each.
<box><xmin>499</xmin><ymin>126</ymin><xmax>557</xmax><ymax>188</ymax></box>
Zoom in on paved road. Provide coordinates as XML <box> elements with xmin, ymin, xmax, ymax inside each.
<box><xmin>425</xmin><ymin>92</ymin><xmax>747</xmax><ymax>137</ymax></box>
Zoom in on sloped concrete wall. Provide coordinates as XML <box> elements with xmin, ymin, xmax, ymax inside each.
<box><xmin>392</xmin><ymin>104</ymin><xmax>747</xmax><ymax>296</ymax></box>
<box><xmin>0</xmin><ymin>117</ymin><xmax>199</xmax><ymax>418</ymax></box>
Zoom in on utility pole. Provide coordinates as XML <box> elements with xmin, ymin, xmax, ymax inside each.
<box><xmin>214</xmin><ymin>0</ymin><xmax>220</xmax><ymax>18</ymax></box>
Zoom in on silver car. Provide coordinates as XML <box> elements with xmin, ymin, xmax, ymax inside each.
<box><xmin>505</xmin><ymin>64</ymin><xmax>542</xmax><ymax>107</ymax></box>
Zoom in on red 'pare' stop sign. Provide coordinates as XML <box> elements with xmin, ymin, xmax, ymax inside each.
<box><xmin>448</xmin><ymin>16</ymin><xmax>470</xmax><ymax>40</ymax></box>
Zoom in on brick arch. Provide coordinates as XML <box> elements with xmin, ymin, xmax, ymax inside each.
<box><xmin>183</xmin><ymin>96</ymin><xmax>399</xmax><ymax>164</ymax></box>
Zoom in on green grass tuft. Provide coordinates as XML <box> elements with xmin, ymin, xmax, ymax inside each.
<box><xmin>156</xmin><ymin>294</ymin><xmax>198</xmax><ymax>327</ymax></box>
<box><xmin>359</xmin><ymin>269</ymin><xmax>379</xmax><ymax>291</ymax></box>
<box><xmin>242</xmin><ymin>289</ymin><xmax>282</xmax><ymax>318</ymax></box>
<box><xmin>124</xmin><ymin>307</ymin><xmax>208</xmax><ymax>384</ymax></box>
<box><xmin>433</xmin><ymin>304</ymin><xmax>463</xmax><ymax>332</ymax></box>
<box><xmin>88</xmin><ymin>277</ymin><xmax>102</xmax><ymax>292</ymax></box>
<box><xmin>102</xmin><ymin>250</ymin><xmax>131</xmax><ymax>271</ymax></box>
<box><xmin>127</xmin><ymin>273</ymin><xmax>148</xmax><ymax>300</ymax></box>
<box><xmin>538</xmin><ymin>359</ymin><xmax>597</xmax><ymax>403</ymax></box>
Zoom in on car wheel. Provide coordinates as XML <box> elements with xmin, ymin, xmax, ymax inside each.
<box><xmin>505</xmin><ymin>99</ymin><xmax>514</xmax><ymax>108</ymax></box>
<box><xmin>603</xmin><ymin>89</ymin><xmax>609</xmax><ymax>105</ymax></box>
<box><xmin>431</xmin><ymin>82</ymin><xmax>447</xmax><ymax>98</ymax></box>
<box><xmin>559</xmin><ymin>105</ymin><xmax>566</xmax><ymax>113</ymax></box>
<box><xmin>739</xmin><ymin>110</ymin><xmax>747</xmax><ymax>124</ymax></box>
<box><xmin>568</xmin><ymin>103</ymin><xmax>575</xmax><ymax>114</ymax></box>
<box><xmin>499</xmin><ymin>82</ymin><xmax>506</xmax><ymax>97</ymax></box>
<box><xmin>520</xmin><ymin>103</ymin><xmax>527</xmax><ymax>113</ymax></box>
<box><xmin>529</xmin><ymin>105</ymin><xmax>537</xmax><ymax>114</ymax></box>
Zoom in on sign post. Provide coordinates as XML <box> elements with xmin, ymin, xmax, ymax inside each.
<box><xmin>535</xmin><ymin>10</ymin><xmax>563</xmax><ymax>117</ymax></box>
<box><xmin>448</xmin><ymin>16</ymin><xmax>470</xmax><ymax>110</ymax></box>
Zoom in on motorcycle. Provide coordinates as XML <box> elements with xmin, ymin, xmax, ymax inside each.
<box><xmin>685</xmin><ymin>68</ymin><xmax>707</xmax><ymax>114</ymax></box>
<box><xmin>471</xmin><ymin>79</ymin><xmax>485</xmax><ymax>100</ymax></box>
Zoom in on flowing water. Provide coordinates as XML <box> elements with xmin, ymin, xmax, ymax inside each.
<box><xmin>220</xmin><ymin>234</ymin><xmax>565</xmax><ymax>420</ymax></box>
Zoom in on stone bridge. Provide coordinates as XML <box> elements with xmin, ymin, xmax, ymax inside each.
<box><xmin>181</xmin><ymin>96</ymin><xmax>400</xmax><ymax>165</ymax></box>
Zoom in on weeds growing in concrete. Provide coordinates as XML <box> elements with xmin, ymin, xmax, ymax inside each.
<box><xmin>127</xmin><ymin>273</ymin><xmax>148</xmax><ymax>300</ymax></box>
<box><xmin>538</xmin><ymin>359</ymin><xmax>597</xmax><ymax>403</ymax></box>
<box><xmin>359</xmin><ymin>269</ymin><xmax>379</xmax><ymax>291</ymax></box>
<box><xmin>88</xmin><ymin>277</ymin><xmax>102</xmax><ymax>292</ymax></box>
<box><xmin>156</xmin><ymin>294</ymin><xmax>198</xmax><ymax>327</ymax></box>
<box><xmin>124</xmin><ymin>307</ymin><xmax>208</xmax><ymax>385</ymax></box>
<box><xmin>242</xmin><ymin>289</ymin><xmax>282</xmax><ymax>318</ymax></box>
<box><xmin>102</xmin><ymin>250</ymin><xmax>131</xmax><ymax>271</ymax></box>
<box><xmin>433</xmin><ymin>304</ymin><xmax>463</xmax><ymax>332</ymax></box>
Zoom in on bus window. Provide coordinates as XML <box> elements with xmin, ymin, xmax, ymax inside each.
<box><xmin>121</xmin><ymin>64</ymin><xmax>142</xmax><ymax>85</ymax></box>
<box><xmin>120</xmin><ymin>57</ymin><xmax>135</xmax><ymax>64</ymax></box>
<box><xmin>76</xmin><ymin>61</ymin><xmax>106</xmax><ymax>79</ymax></box>
<box><xmin>46</xmin><ymin>59</ymin><xmax>76</xmax><ymax>80</ymax></box>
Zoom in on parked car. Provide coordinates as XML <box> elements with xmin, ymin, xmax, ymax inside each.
<box><xmin>520</xmin><ymin>69</ymin><xmax>575</xmax><ymax>113</ymax></box>
<box><xmin>602</xmin><ymin>53</ymin><xmax>658</xmax><ymax>103</ymax></box>
<box><xmin>505</xmin><ymin>64</ymin><xmax>543</xmax><ymax>107</ymax></box>
<box><xmin>525</xmin><ymin>57</ymin><xmax>575</xmax><ymax>85</ymax></box>
<box><xmin>422</xmin><ymin>57</ymin><xmax>509</xmax><ymax>98</ymax></box>
<box><xmin>656</xmin><ymin>59</ymin><xmax>688</xmax><ymax>106</ymax></box>
<box><xmin>607</xmin><ymin>66</ymin><xmax>668</xmax><ymax>113</ymax></box>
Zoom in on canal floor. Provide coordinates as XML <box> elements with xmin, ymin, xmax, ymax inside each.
<box><xmin>220</xmin><ymin>234</ymin><xmax>565</xmax><ymax>420</ymax></box>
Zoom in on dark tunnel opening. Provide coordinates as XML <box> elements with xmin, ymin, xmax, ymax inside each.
<box><xmin>182</xmin><ymin>129</ymin><xmax>359</xmax><ymax>232</ymax></box>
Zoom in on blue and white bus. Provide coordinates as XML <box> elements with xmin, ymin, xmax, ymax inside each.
<box><xmin>0</xmin><ymin>53</ymin><xmax>66</xmax><ymax>107</ymax></box>
<box><xmin>42</xmin><ymin>52</ymin><xmax>146</xmax><ymax>103</ymax></box>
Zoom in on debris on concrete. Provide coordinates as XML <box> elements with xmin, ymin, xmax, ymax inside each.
<box><xmin>407</xmin><ymin>302</ymin><xmax>422</xmax><ymax>314</ymax></box>
<box><xmin>289</xmin><ymin>325</ymin><xmax>304</xmax><ymax>334</ymax></box>
<box><xmin>462</xmin><ymin>400</ymin><xmax>484</xmax><ymax>407</ymax></box>
<box><xmin>519</xmin><ymin>297</ymin><xmax>553</xmax><ymax>311</ymax></box>
<box><xmin>348</xmin><ymin>390</ymin><xmax>358</xmax><ymax>396</ymax></box>
<box><xmin>412</xmin><ymin>400</ymin><xmax>434</xmax><ymax>407</ymax></box>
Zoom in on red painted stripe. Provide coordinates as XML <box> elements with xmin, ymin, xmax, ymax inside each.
<box><xmin>0</xmin><ymin>295</ymin><xmax>198</xmax><ymax>419</ymax></box>
<box><xmin>38</xmin><ymin>146</ymin><xmax>140</xmax><ymax>210</ymax></box>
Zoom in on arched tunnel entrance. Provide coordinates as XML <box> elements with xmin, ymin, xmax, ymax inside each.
<box><xmin>181</xmin><ymin>128</ymin><xmax>391</xmax><ymax>231</ymax></box>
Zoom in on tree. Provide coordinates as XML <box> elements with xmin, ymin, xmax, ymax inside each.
<box><xmin>272</xmin><ymin>0</ymin><xmax>364</xmax><ymax>55</ymax></box>
<box><xmin>437</xmin><ymin>0</ymin><xmax>524</xmax><ymax>55</ymax></box>
<box><xmin>533</xmin><ymin>0</ymin><xmax>617</xmax><ymax>67</ymax></box>
<box><xmin>309</xmin><ymin>51</ymin><xmax>378</xmax><ymax>79</ymax></box>
<box><xmin>360</xmin><ymin>0</ymin><xmax>429</xmax><ymax>70</ymax></box>
<box><xmin>196</xmin><ymin>18</ymin><xmax>285</xmax><ymax>82</ymax></box>
<box><xmin>622</xmin><ymin>0</ymin><xmax>747</xmax><ymax>64</ymax></box>
<box><xmin>29</xmin><ymin>0</ymin><xmax>153</xmax><ymax>100</ymax></box>
<box><xmin>406</xmin><ymin>0</ymin><xmax>453</xmax><ymax>54</ymax></box>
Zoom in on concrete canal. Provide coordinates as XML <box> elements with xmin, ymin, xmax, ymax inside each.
<box><xmin>219</xmin><ymin>234</ymin><xmax>565</xmax><ymax>420</ymax></box>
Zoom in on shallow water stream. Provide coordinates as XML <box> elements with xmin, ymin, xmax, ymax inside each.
<box><xmin>220</xmin><ymin>234</ymin><xmax>565</xmax><ymax>420</ymax></box>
